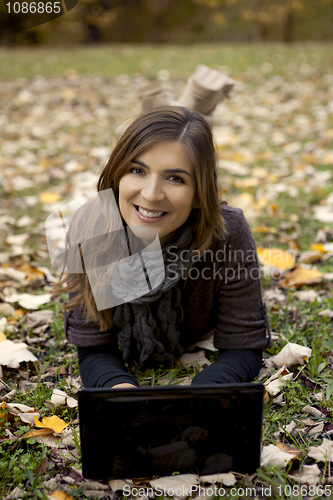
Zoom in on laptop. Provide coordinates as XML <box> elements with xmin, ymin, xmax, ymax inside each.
<box><xmin>78</xmin><ymin>383</ymin><xmax>265</xmax><ymax>481</ymax></box>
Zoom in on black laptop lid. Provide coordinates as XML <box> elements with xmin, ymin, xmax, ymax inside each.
<box><xmin>78</xmin><ymin>383</ymin><xmax>265</xmax><ymax>481</ymax></box>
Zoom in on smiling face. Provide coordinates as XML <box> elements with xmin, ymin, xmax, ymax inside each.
<box><xmin>118</xmin><ymin>141</ymin><xmax>197</xmax><ymax>246</ymax></box>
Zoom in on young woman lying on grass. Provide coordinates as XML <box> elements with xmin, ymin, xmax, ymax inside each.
<box><xmin>57</xmin><ymin>106</ymin><xmax>270</xmax><ymax>388</ymax></box>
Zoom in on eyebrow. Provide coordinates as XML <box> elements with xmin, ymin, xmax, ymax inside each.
<box><xmin>132</xmin><ymin>159</ymin><xmax>192</xmax><ymax>177</ymax></box>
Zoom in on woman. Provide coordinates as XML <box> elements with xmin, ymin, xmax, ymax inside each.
<box><xmin>60</xmin><ymin>106</ymin><xmax>270</xmax><ymax>389</ymax></box>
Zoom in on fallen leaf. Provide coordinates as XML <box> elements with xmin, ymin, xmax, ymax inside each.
<box><xmin>279</xmin><ymin>265</ymin><xmax>323</xmax><ymax>287</ymax></box>
<box><xmin>48</xmin><ymin>491</ymin><xmax>74</xmax><ymax>500</ymax></box>
<box><xmin>0</xmin><ymin>318</ymin><xmax>7</xmax><ymax>335</ymax></box>
<box><xmin>267</xmin><ymin>343</ymin><xmax>312</xmax><ymax>368</ymax></box>
<box><xmin>3</xmin><ymin>402</ymin><xmax>40</xmax><ymax>424</ymax></box>
<box><xmin>199</xmin><ymin>472</ymin><xmax>236</xmax><ymax>486</ymax></box>
<box><xmin>319</xmin><ymin>309</ymin><xmax>333</xmax><ymax>318</ymax></box>
<box><xmin>5</xmin><ymin>234</ymin><xmax>29</xmax><ymax>246</ymax></box>
<box><xmin>50</xmin><ymin>389</ymin><xmax>78</xmax><ymax>408</ymax></box>
<box><xmin>257</xmin><ymin>248</ymin><xmax>295</xmax><ymax>271</ymax></box>
<box><xmin>33</xmin><ymin>415</ymin><xmax>68</xmax><ymax>434</ymax></box>
<box><xmin>5</xmin><ymin>292</ymin><xmax>51</xmax><ymax>309</ymax></box>
<box><xmin>14</xmin><ymin>262</ymin><xmax>45</xmax><ymax>286</ymax></box>
<box><xmin>0</xmin><ymin>339</ymin><xmax>38</xmax><ymax>368</ymax></box>
<box><xmin>308</xmin><ymin>439</ymin><xmax>333</xmax><ymax>462</ymax></box>
<box><xmin>301</xmin><ymin>405</ymin><xmax>325</xmax><ymax>418</ymax></box>
<box><xmin>261</xmin><ymin>444</ymin><xmax>297</xmax><ymax>467</ymax></box>
<box><xmin>276</xmin><ymin>442</ymin><xmax>301</xmax><ymax>458</ymax></box>
<box><xmin>298</xmin><ymin>250</ymin><xmax>323</xmax><ymax>264</ymax></box>
<box><xmin>289</xmin><ymin>464</ymin><xmax>321</xmax><ymax>484</ymax></box>
<box><xmin>188</xmin><ymin>334</ymin><xmax>217</xmax><ymax>352</ymax></box>
<box><xmin>0</xmin><ymin>267</ymin><xmax>27</xmax><ymax>283</ymax></box>
<box><xmin>150</xmin><ymin>474</ymin><xmax>200</xmax><ymax>499</ymax></box>
<box><xmin>293</xmin><ymin>290</ymin><xmax>322</xmax><ymax>303</ymax></box>
<box><xmin>252</xmin><ymin>226</ymin><xmax>278</xmax><ymax>234</ymax></box>
<box><xmin>23</xmin><ymin>428</ymin><xmax>54</xmax><ymax>439</ymax></box>
<box><xmin>39</xmin><ymin>192</ymin><xmax>60</xmax><ymax>204</ymax></box>
<box><xmin>24</xmin><ymin>310</ymin><xmax>54</xmax><ymax>330</ymax></box>
<box><xmin>179</xmin><ymin>350</ymin><xmax>211</xmax><ymax>368</ymax></box>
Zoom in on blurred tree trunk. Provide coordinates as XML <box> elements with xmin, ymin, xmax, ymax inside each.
<box><xmin>282</xmin><ymin>6</ymin><xmax>296</xmax><ymax>43</ymax></box>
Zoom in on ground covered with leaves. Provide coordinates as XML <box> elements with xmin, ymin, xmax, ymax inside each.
<box><xmin>0</xmin><ymin>44</ymin><xmax>333</xmax><ymax>499</ymax></box>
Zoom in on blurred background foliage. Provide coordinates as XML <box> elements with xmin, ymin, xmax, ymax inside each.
<box><xmin>1</xmin><ymin>0</ymin><xmax>333</xmax><ymax>46</ymax></box>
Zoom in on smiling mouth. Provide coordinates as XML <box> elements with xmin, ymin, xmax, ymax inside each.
<box><xmin>134</xmin><ymin>205</ymin><xmax>168</xmax><ymax>218</ymax></box>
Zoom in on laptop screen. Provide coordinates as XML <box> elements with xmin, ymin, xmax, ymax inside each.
<box><xmin>79</xmin><ymin>383</ymin><xmax>264</xmax><ymax>480</ymax></box>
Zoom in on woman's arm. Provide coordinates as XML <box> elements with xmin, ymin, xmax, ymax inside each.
<box><xmin>77</xmin><ymin>345</ymin><xmax>139</xmax><ymax>388</ymax></box>
<box><xmin>65</xmin><ymin>309</ymin><xmax>138</xmax><ymax>388</ymax></box>
<box><xmin>191</xmin><ymin>349</ymin><xmax>262</xmax><ymax>385</ymax></box>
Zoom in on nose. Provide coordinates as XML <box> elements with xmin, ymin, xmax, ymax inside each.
<box><xmin>141</xmin><ymin>175</ymin><xmax>165</xmax><ymax>202</ymax></box>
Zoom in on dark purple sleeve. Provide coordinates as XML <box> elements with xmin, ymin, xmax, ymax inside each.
<box><xmin>77</xmin><ymin>345</ymin><xmax>139</xmax><ymax>388</ymax></box>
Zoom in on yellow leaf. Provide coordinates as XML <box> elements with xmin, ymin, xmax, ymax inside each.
<box><xmin>252</xmin><ymin>226</ymin><xmax>278</xmax><ymax>234</ymax></box>
<box><xmin>14</xmin><ymin>309</ymin><xmax>25</xmax><ymax>321</ymax></box>
<box><xmin>257</xmin><ymin>248</ymin><xmax>295</xmax><ymax>271</ymax></box>
<box><xmin>279</xmin><ymin>266</ymin><xmax>323</xmax><ymax>287</ymax></box>
<box><xmin>39</xmin><ymin>192</ymin><xmax>60</xmax><ymax>204</ymax></box>
<box><xmin>49</xmin><ymin>491</ymin><xmax>74</xmax><ymax>500</ymax></box>
<box><xmin>310</xmin><ymin>243</ymin><xmax>327</xmax><ymax>254</ymax></box>
<box><xmin>33</xmin><ymin>415</ymin><xmax>68</xmax><ymax>434</ymax></box>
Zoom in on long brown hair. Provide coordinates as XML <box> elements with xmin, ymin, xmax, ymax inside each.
<box><xmin>55</xmin><ymin>106</ymin><xmax>225</xmax><ymax>329</ymax></box>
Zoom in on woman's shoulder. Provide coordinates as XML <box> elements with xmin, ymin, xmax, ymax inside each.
<box><xmin>211</xmin><ymin>204</ymin><xmax>253</xmax><ymax>249</ymax></box>
<box><xmin>221</xmin><ymin>204</ymin><xmax>249</xmax><ymax>233</ymax></box>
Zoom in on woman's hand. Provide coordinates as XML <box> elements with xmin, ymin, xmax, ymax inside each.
<box><xmin>111</xmin><ymin>383</ymin><xmax>137</xmax><ymax>389</ymax></box>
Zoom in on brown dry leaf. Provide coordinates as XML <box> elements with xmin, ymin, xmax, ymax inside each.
<box><xmin>260</xmin><ymin>444</ymin><xmax>297</xmax><ymax>467</ymax></box>
<box><xmin>23</xmin><ymin>428</ymin><xmax>54</xmax><ymax>439</ymax></box>
<box><xmin>289</xmin><ymin>464</ymin><xmax>321</xmax><ymax>484</ymax></box>
<box><xmin>276</xmin><ymin>443</ymin><xmax>301</xmax><ymax>458</ymax></box>
<box><xmin>279</xmin><ymin>265</ymin><xmax>323</xmax><ymax>287</ymax></box>
<box><xmin>14</xmin><ymin>262</ymin><xmax>45</xmax><ymax>286</ymax></box>
<box><xmin>33</xmin><ymin>415</ymin><xmax>68</xmax><ymax>434</ymax></box>
<box><xmin>0</xmin><ymin>339</ymin><xmax>38</xmax><ymax>368</ymax></box>
<box><xmin>257</xmin><ymin>248</ymin><xmax>295</xmax><ymax>271</ymax></box>
<box><xmin>266</xmin><ymin>343</ymin><xmax>311</xmax><ymax>368</ymax></box>
<box><xmin>252</xmin><ymin>226</ymin><xmax>278</xmax><ymax>234</ymax></box>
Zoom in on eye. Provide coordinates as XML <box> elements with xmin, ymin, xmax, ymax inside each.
<box><xmin>130</xmin><ymin>167</ymin><xmax>145</xmax><ymax>176</ymax></box>
<box><xmin>168</xmin><ymin>175</ymin><xmax>185</xmax><ymax>184</ymax></box>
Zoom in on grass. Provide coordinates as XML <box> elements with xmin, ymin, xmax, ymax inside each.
<box><xmin>1</xmin><ymin>43</ymin><xmax>333</xmax><ymax>499</ymax></box>
<box><xmin>0</xmin><ymin>42</ymin><xmax>332</xmax><ymax>80</ymax></box>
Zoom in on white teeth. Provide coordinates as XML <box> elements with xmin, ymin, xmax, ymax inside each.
<box><xmin>137</xmin><ymin>206</ymin><xmax>164</xmax><ymax>218</ymax></box>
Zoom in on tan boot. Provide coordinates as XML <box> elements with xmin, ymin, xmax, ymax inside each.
<box><xmin>138</xmin><ymin>80</ymin><xmax>175</xmax><ymax>112</ymax></box>
<box><xmin>177</xmin><ymin>64</ymin><xmax>235</xmax><ymax>116</ymax></box>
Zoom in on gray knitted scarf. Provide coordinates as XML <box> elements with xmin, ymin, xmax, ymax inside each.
<box><xmin>112</xmin><ymin>220</ymin><xmax>197</xmax><ymax>365</ymax></box>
